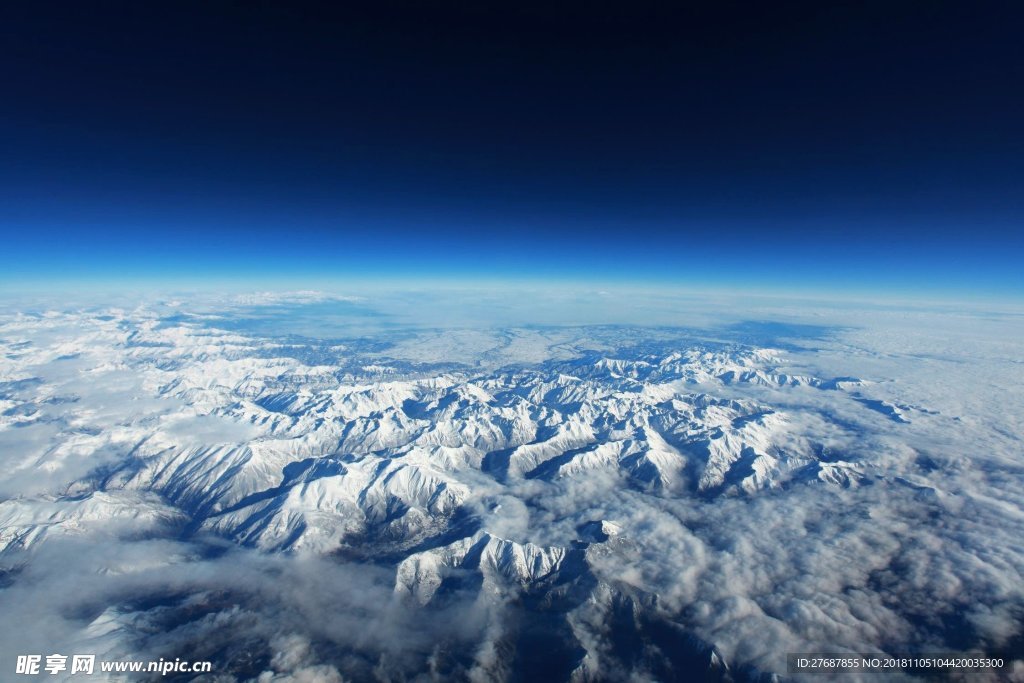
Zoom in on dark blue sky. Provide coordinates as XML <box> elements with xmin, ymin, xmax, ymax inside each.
<box><xmin>1</xmin><ymin>1</ymin><xmax>1022</xmax><ymax>296</ymax></box>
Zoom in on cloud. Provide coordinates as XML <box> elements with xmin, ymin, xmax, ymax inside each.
<box><xmin>1</xmin><ymin>295</ymin><xmax>1023</xmax><ymax>680</ymax></box>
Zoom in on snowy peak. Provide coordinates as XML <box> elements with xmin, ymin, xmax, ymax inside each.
<box><xmin>396</xmin><ymin>531</ymin><xmax>576</xmax><ymax>604</ymax></box>
<box><xmin>576</xmin><ymin>519</ymin><xmax>623</xmax><ymax>543</ymax></box>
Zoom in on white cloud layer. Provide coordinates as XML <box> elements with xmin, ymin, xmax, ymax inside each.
<box><xmin>0</xmin><ymin>292</ymin><xmax>1022</xmax><ymax>681</ymax></box>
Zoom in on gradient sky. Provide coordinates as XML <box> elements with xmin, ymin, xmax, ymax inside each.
<box><xmin>1</xmin><ymin>1</ymin><xmax>1022</xmax><ymax>296</ymax></box>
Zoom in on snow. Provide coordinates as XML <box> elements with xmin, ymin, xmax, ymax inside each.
<box><xmin>1</xmin><ymin>292</ymin><xmax>1023</xmax><ymax>680</ymax></box>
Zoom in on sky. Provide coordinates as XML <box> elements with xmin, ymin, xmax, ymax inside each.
<box><xmin>0</xmin><ymin>1</ymin><xmax>1022</xmax><ymax>297</ymax></box>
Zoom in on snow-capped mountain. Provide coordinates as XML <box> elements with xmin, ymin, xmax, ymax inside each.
<box><xmin>1</xmin><ymin>294</ymin><xmax>1022</xmax><ymax>681</ymax></box>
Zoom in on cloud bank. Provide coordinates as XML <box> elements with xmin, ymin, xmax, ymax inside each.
<box><xmin>1</xmin><ymin>292</ymin><xmax>1022</xmax><ymax>681</ymax></box>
